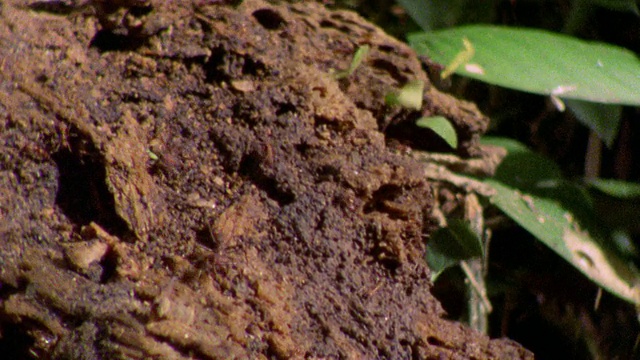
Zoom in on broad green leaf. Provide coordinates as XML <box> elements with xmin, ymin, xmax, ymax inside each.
<box><xmin>480</xmin><ymin>136</ymin><xmax>533</xmax><ymax>154</ymax></box>
<box><xmin>441</xmin><ymin>37</ymin><xmax>474</xmax><ymax>79</ymax></box>
<box><xmin>385</xmin><ymin>80</ymin><xmax>424</xmax><ymax>110</ymax></box>
<box><xmin>426</xmin><ymin>219</ymin><xmax>484</xmax><ymax>281</ymax></box>
<box><xmin>483</xmin><ymin>138</ymin><xmax>640</xmax><ymax>305</ymax></box>
<box><xmin>416</xmin><ymin>116</ymin><xmax>458</xmax><ymax>148</ymax></box>
<box><xmin>587</xmin><ymin>178</ymin><xmax>640</xmax><ymax>199</ymax></box>
<box><xmin>588</xmin><ymin>180</ymin><xmax>640</xmax><ymax>233</ymax></box>
<box><xmin>565</xmin><ymin>99</ymin><xmax>622</xmax><ymax>148</ymax></box>
<box><xmin>408</xmin><ymin>25</ymin><xmax>640</xmax><ymax>105</ymax></box>
<box><xmin>334</xmin><ymin>45</ymin><xmax>370</xmax><ymax>79</ymax></box>
<box><xmin>486</xmin><ymin>179</ymin><xmax>640</xmax><ymax>305</ymax></box>
<box><xmin>480</xmin><ymin>136</ymin><xmax>562</xmax><ymax>189</ymax></box>
<box><xmin>397</xmin><ymin>0</ymin><xmax>435</xmax><ymax>31</ymax></box>
<box><xmin>587</xmin><ymin>0</ymin><xmax>639</xmax><ymax>13</ymax></box>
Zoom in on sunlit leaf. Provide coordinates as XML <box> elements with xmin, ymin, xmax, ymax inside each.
<box><xmin>441</xmin><ymin>37</ymin><xmax>474</xmax><ymax>79</ymax></box>
<box><xmin>408</xmin><ymin>25</ymin><xmax>640</xmax><ymax>105</ymax></box>
<box><xmin>426</xmin><ymin>219</ymin><xmax>484</xmax><ymax>281</ymax></box>
<box><xmin>385</xmin><ymin>80</ymin><xmax>424</xmax><ymax>110</ymax></box>
<box><xmin>416</xmin><ymin>116</ymin><xmax>458</xmax><ymax>148</ymax></box>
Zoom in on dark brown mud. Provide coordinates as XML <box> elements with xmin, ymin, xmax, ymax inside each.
<box><xmin>0</xmin><ymin>1</ymin><xmax>531</xmax><ymax>358</ymax></box>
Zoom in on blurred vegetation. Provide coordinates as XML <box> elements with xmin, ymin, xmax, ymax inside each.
<box><xmin>326</xmin><ymin>0</ymin><xmax>640</xmax><ymax>358</ymax></box>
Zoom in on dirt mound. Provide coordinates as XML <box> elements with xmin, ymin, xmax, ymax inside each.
<box><xmin>0</xmin><ymin>0</ymin><xmax>531</xmax><ymax>358</ymax></box>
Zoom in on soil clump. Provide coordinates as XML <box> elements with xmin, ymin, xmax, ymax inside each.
<box><xmin>0</xmin><ymin>1</ymin><xmax>532</xmax><ymax>358</ymax></box>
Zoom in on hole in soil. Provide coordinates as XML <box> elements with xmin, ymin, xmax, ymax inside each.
<box><xmin>275</xmin><ymin>102</ymin><xmax>296</xmax><ymax>116</ymax></box>
<box><xmin>370</xmin><ymin>59</ymin><xmax>407</xmax><ymax>84</ymax></box>
<box><xmin>319</xmin><ymin>19</ymin><xmax>352</xmax><ymax>34</ymax></box>
<box><xmin>426</xmin><ymin>336</ymin><xmax>446</xmax><ymax>347</ymax></box>
<box><xmin>99</xmin><ymin>250</ymin><xmax>119</xmax><ymax>284</ymax></box>
<box><xmin>128</xmin><ymin>5</ymin><xmax>152</xmax><ymax>18</ymax></box>
<box><xmin>89</xmin><ymin>30</ymin><xmax>146</xmax><ymax>52</ymax></box>
<box><xmin>238</xmin><ymin>153</ymin><xmax>294</xmax><ymax>206</ymax></box>
<box><xmin>0</xmin><ymin>325</ymin><xmax>34</xmax><ymax>360</ymax></box>
<box><xmin>204</xmin><ymin>48</ymin><xmax>269</xmax><ymax>81</ymax></box>
<box><xmin>52</xmin><ymin>135</ymin><xmax>131</xmax><ymax>238</ymax></box>
<box><xmin>364</xmin><ymin>184</ymin><xmax>403</xmax><ymax>216</ymax></box>
<box><xmin>252</xmin><ymin>8</ymin><xmax>286</xmax><ymax>30</ymax></box>
<box><xmin>28</xmin><ymin>1</ymin><xmax>76</xmax><ymax>14</ymax></box>
<box><xmin>241</xmin><ymin>57</ymin><xmax>267</xmax><ymax>77</ymax></box>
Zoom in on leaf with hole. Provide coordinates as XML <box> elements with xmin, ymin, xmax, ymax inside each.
<box><xmin>483</xmin><ymin>138</ymin><xmax>640</xmax><ymax>305</ymax></box>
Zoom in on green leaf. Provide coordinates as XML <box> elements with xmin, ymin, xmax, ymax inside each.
<box><xmin>408</xmin><ymin>25</ymin><xmax>640</xmax><ymax>105</ymax></box>
<box><xmin>385</xmin><ymin>80</ymin><xmax>424</xmax><ymax>110</ymax></box>
<box><xmin>565</xmin><ymin>99</ymin><xmax>622</xmax><ymax>148</ymax></box>
<box><xmin>481</xmin><ymin>136</ymin><xmax>562</xmax><ymax>189</ymax></box>
<box><xmin>587</xmin><ymin>0</ymin><xmax>639</xmax><ymax>13</ymax></box>
<box><xmin>416</xmin><ymin>116</ymin><xmax>458</xmax><ymax>148</ymax></box>
<box><xmin>398</xmin><ymin>0</ymin><xmax>498</xmax><ymax>31</ymax></box>
<box><xmin>334</xmin><ymin>45</ymin><xmax>370</xmax><ymax>79</ymax></box>
<box><xmin>397</xmin><ymin>0</ymin><xmax>435</xmax><ymax>31</ymax></box>
<box><xmin>147</xmin><ymin>149</ymin><xmax>159</xmax><ymax>161</ymax></box>
<box><xmin>486</xmin><ymin>179</ymin><xmax>640</xmax><ymax>305</ymax></box>
<box><xmin>440</xmin><ymin>37</ymin><xmax>475</xmax><ymax>79</ymax></box>
<box><xmin>426</xmin><ymin>219</ymin><xmax>484</xmax><ymax>281</ymax></box>
<box><xmin>587</xmin><ymin>178</ymin><xmax>640</xmax><ymax>199</ymax></box>
<box><xmin>483</xmin><ymin>137</ymin><xmax>640</xmax><ymax>305</ymax></box>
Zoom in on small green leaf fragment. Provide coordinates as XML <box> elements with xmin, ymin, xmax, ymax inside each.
<box><xmin>147</xmin><ymin>149</ymin><xmax>159</xmax><ymax>161</ymax></box>
<box><xmin>385</xmin><ymin>80</ymin><xmax>424</xmax><ymax>110</ymax></box>
<box><xmin>441</xmin><ymin>37</ymin><xmax>475</xmax><ymax>79</ymax></box>
<box><xmin>426</xmin><ymin>219</ymin><xmax>484</xmax><ymax>281</ymax></box>
<box><xmin>416</xmin><ymin>116</ymin><xmax>458</xmax><ymax>148</ymax></box>
<box><xmin>334</xmin><ymin>45</ymin><xmax>370</xmax><ymax>79</ymax></box>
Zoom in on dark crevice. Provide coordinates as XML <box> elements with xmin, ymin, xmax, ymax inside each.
<box><xmin>319</xmin><ymin>19</ymin><xmax>353</xmax><ymax>34</ymax></box>
<box><xmin>363</xmin><ymin>184</ymin><xmax>403</xmax><ymax>214</ymax></box>
<box><xmin>204</xmin><ymin>47</ymin><xmax>270</xmax><ymax>83</ymax></box>
<box><xmin>89</xmin><ymin>30</ymin><xmax>147</xmax><ymax>52</ymax></box>
<box><xmin>238</xmin><ymin>153</ymin><xmax>294</xmax><ymax>206</ymax></box>
<box><xmin>0</xmin><ymin>324</ymin><xmax>35</xmax><ymax>360</ymax></box>
<box><xmin>52</xmin><ymin>131</ymin><xmax>132</xmax><ymax>239</ymax></box>
<box><xmin>275</xmin><ymin>102</ymin><xmax>296</xmax><ymax>116</ymax></box>
<box><xmin>370</xmin><ymin>58</ymin><xmax>408</xmax><ymax>84</ymax></box>
<box><xmin>27</xmin><ymin>1</ymin><xmax>87</xmax><ymax>14</ymax></box>
<box><xmin>99</xmin><ymin>249</ymin><xmax>119</xmax><ymax>284</ymax></box>
<box><xmin>426</xmin><ymin>336</ymin><xmax>447</xmax><ymax>348</ymax></box>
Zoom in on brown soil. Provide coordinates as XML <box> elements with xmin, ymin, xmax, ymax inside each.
<box><xmin>0</xmin><ymin>1</ymin><xmax>532</xmax><ymax>359</ymax></box>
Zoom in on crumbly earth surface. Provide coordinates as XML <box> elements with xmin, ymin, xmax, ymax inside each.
<box><xmin>0</xmin><ymin>1</ymin><xmax>532</xmax><ymax>359</ymax></box>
